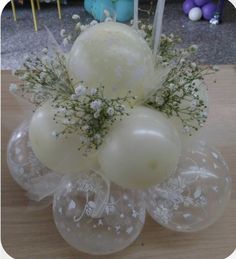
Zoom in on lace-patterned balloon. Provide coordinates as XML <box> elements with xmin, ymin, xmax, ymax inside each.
<box><xmin>53</xmin><ymin>170</ymin><xmax>146</xmax><ymax>255</ymax></box>
<box><xmin>7</xmin><ymin>120</ymin><xmax>62</xmax><ymax>201</ymax></box>
<box><xmin>145</xmin><ymin>141</ymin><xmax>231</xmax><ymax>232</ymax></box>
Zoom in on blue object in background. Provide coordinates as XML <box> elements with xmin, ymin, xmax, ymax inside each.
<box><xmin>84</xmin><ymin>0</ymin><xmax>134</xmax><ymax>22</ymax></box>
<box><xmin>84</xmin><ymin>0</ymin><xmax>94</xmax><ymax>14</ymax></box>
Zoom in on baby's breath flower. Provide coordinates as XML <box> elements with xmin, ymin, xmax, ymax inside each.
<box><xmin>90</xmin><ymin>99</ymin><xmax>102</xmax><ymax>111</ymax></box>
<box><xmin>90</xmin><ymin>88</ymin><xmax>97</xmax><ymax>96</ymax></box>
<box><xmin>189</xmin><ymin>44</ymin><xmax>198</xmax><ymax>52</ymax></box>
<box><xmin>107</xmin><ymin>107</ymin><xmax>114</xmax><ymax>116</ymax></box>
<box><xmin>104</xmin><ymin>9</ymin><xmax>110</xmax><ymax>17</ymax></box>
<box><xmin>80</xmin><ymin>25</ymin><xmax>87</xmax><ymax>32</ymax></box>
<box><xmin>42</xmin><ymin>48</ymin><xmax>48</xmax><ymax>54</ymax></box>
<box><xmin>105</xmin><ymin>17</ymin><xmax>113</xmax><ymax>22</ymax></box>
<box><xmin>72</xmin><ymin>14</ymin><xmax>80</xmax><ymax>20</ymax></box>
<box><xmin>75</xmin><ymin>85</ymin><xmax>87</xmax><ymax>96</ymax></box>
<box><xmin>75</xmin><ymin>22</ymin><xmax>81</xmax><ymax>31</ymax></box>
<box><xmin>63</xmin><ymin>38</ymin><xmax>69</xmax><ymax>46</ymax></box>
<box><xmin>60</xmin><ymin>29</ymin><xmax>66</xmax><ymax>37</ymax></box>
<box><xmin>90</xmin><ymin>20</ymin><xmax>98</xmax><ymax>26</ymax></box>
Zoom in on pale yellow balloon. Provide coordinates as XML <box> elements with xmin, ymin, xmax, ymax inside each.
<box><xmin>98</xmin><ymin>106</ymin><xmax>181</xmax><ymax>189</ymax></box>
<box><xmin>29</xmin><ymin>102</ymin><xmax>97</xmax><ymax>174</ymax></box>
<box><xmin>68</xmin><ymin>22</ymin><xmax>155</xmax><ymax>100</ymax></box>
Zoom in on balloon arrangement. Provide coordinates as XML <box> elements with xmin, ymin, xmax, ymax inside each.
<box><xmin>183</xmin><ymin>0</ymin><xmax>217</xmax><ymax>21</ymax></box>
<box><xmin>7</xmin><ymin>1</ymin><xmax>231</xmax><ymax>255</ymax></box>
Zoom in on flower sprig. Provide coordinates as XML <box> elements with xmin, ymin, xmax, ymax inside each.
<box><xmin>52</xmin><ymin>85</ymin><xmax>136</xmax><ymax>153</ymax></box>
<box><xmin>11</xmin><ymin>51</ymin><xmax>74</xmax><ymax>106</ymax></box>
<box><xmin>144</xmin><ymin>56</ymin><xmax>213</xmax><ymax>135</ymax></box>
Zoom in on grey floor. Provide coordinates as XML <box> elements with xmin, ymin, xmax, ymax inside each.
<box><xmin>1</xmin><ymin>1</ymin><xmax>236</xmax><ymax>69</ymax></box>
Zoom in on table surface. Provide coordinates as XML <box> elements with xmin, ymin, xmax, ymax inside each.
<box><xmin>1</xmin><ymin>67</ymin><xmax>236</xmax><ymax>259</ymax></box>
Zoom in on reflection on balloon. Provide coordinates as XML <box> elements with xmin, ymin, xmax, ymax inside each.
<box><xmin>53</xmin><ymin>170</ymin><xmax>145</xmax><ymax>255</ymax></box>
<box><xmin>145</xmin><ymin>141</ymin><xmax>231</xmax><ymax>232</ymax></box>
<box><xmin>98</xmin><ymin>106</ymin><xmax>181</xmax><ymax>189</ymax></box>
<box><xmin>7</xmin><ymin>120</ymin><xmax>62</xmax><ymax>200</ymax></box>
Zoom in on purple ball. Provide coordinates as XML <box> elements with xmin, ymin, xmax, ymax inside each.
<box><xmin>183</xmin><ymin>0</ymin><xmax>196</xmax><ymax>15</ymax></box>
<box><xmin>202</xmin><ymin>2</ymin><xmax>217</xmax><ymax>20</ymax></box>
<box><xmin>194</xmin><ymin>0</ymin><xmax>211</xmax><ymax>7</ymax></box>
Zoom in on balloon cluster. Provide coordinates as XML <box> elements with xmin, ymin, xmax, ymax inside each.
<box><xmin>183</xmin><ymin>0</ymin><xmax>217</xmax><ymax>21</ymax></box>
<box><xmin>7</xmin><ymin>20</ymin><xmax>231</xmax><ymax>255</ymax></box>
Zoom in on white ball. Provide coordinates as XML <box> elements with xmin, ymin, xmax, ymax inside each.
<box><xmin>29</xmin><ymin>102</ymin><xmax>97</xmax><ymax>174</ymax></box>
<box><xmin>98</xmin><ymin>106</ymin><xmax>181</xmax><ymax>189</ymax></box>
<box><xmin>188</xmin><ymin>7</ymin><xmax>202</xmax><ymax>21</ymax></box>
<box><xmin>68</xmin><ymin>22</ymin><xmax>155</xmax><ymax>100</ymax></box>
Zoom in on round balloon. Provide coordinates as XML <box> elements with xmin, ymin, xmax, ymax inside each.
<box><xmin>7</xmin><ymin>120</ymin><xmax>62</xmax><ymax>199</ymax></box>
<box><xmin>202</xmin><ymin>3</ymin><xmax>217</xmax><ymax>20</ymax></box>
<box><xmin>189</xmin><ymin>7</ymin><xmax>202</xmax><ymax>21</ymax></box>
<box><xmin>53</xmin><ymin>170</ymin><xmax>145</xmax><ymax>255</ymax></box>
<box><xmin>29</xmin><ymin>102</ymin><xmax>98</xmax><ymax>174</ymax></box>
<box><xmin>68</xmin><ymin>22</ymin><xmax>155</xmax><ymax>100</ymax></box>
<box><xmin>145</xmin><ymin>141</ymin><xmax>231</xmax><ymax>232</ymax></box>
<box><xmin>183</xmin><ymin>0</ymin><xmax>196</xmax><ymax>15</ymax></box>
<box><xmin>98</xmin><ymin>106</ymin><xmax>181</xmax><ymax>189</ymax></box>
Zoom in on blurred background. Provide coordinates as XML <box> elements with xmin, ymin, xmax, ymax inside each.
<box><xmin>1</xmin><ymin>0</ymin><xmax>236</xmax><ymax>69</ymax></box>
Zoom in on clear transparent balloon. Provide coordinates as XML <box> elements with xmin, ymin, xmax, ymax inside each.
<box><xmin>7</xmin><ymin>120</ymin><xmax>62</xmax><ymax>200</ymax></box>
<box><xmin>53</xmin><ymin>170</ymin><xmax>146</xmax><ymax>255</ymax></box>
<box><xmin>145</xmin><ymin>141</ymin><xmax>231</xmax><ymax>232</ymax></box>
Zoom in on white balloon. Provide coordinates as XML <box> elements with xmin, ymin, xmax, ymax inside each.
<box><xmin>7</xmin><ymin>120</ymin><xmax>62</xmax><ymax>200</ymax></box>
<box><xmin>189</xmin><ymin>7</ymin><xmax>202</xmax><ymax>21</ymax></box>
<box><xmin>53</xmin><ymin>170</ymin><xmax>145</xmax><ymax>255</ymax></box>
<box><xmin>68</xmin><ymin>22</ymin><xmax>155</xmax><ymax>100</ymax></box>
<box><xmin>145</xmin><ymin>141</ymin><xmax>231</xmax><ymax>232</ymax></box>
<box><xmin>98</xmin><ymin>106</ymin><xmax>181</xmax><ymax>189</ymax></box>
<box><xmin>29</xmin><ymin>102</ymin><xmax>97</xmax><ymax>174</ymax></box>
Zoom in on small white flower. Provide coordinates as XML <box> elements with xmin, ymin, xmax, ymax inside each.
<box><xmin>42</xmin><ymin>48</ymin><xmax>48</xmax><ymax>54</ymax></box>
<box><xmin>105</xmin><ymin>17</ymin><xmax>113</xmax><ymax>22</ymax></box>
<box><xmin>9</xmin><ymin>83</ymin><xmax>17</xmax><ymax>93</ymax></box>
<box><xmin>60</xmin><ymin>29</ymin><xmax>66</xmax><ymax>37</ymax></box>
<box><xmin>39</xmin><ymin>72</ymin><xmax>47</xmax><ymax>80</ymax></box>
<box><xmin>107</xmin><ymin>107</ymin><xmax>114</xmax><ymax>116</ymax></box>
<box><xmin>190</xmin><ymin>44</ymin><xmax>198</xmax><ymax>52</ymax></box>
<box><xmin>104</xmin><ymin>9</ymin><xmax>110</xmax><ymax>17</ymax></box>
<box><xmin>180</xmin><ymin>58</ymin><xmax>186</xmax><ymax>64</ymax></box>
<box><xmin>90</xmin><ymin>99</ymin><xmax>102</xmax><ymax>111</ymax></box>
<box><xmin>63</xmin><ymin>38</ymin><xmax>69</xmax><ymax>46</ymax></box>
<box><xmin>155</xmin><ymin>96</ymin><xmax>164</xmax><ymax>106</ymax></box>
<box><xmin>141</xmin><ymin>24</ymin><xmax>146</xmax><ymax>30</ymax></box>
<box><xmin>75</xmin><ymin>22</ymin><xmax>81</xmax><ymax>31</ymax></box>
<box><xmin>72</xmin><ymin>14</ymin><xmax>80</xmax><ymax>20</ymax></box>
<box><xmin>90</xmin><ymin>20</ymin><xmax>98</xmax><ymax>26</ymax></box>
<box><xmin>75</xmin><ymin>84</ymin><xmax>87</xmax><ymax>96</ymax></box>
<box><xmin>148</xmin><ymin>25</ymin><xmax>153</xmax><ymax>30</ymax></box>
<box><xmin>80</xmin><ymin>25</ymin><xmax>87</xmax><ymax>32</ymax></box>
<box><xmin>191</xmin><ymin>62</ymin><xmax>197</xmax><ymax>69</ymax></box>
<box><xmin>90</xmin><ymin>88</ymin><xmax>97</xmax><ymax>96</ymax></box>
<box><xmin>82</xmin><ymin>125</ymin><xmax>90</xmax><ymax>131</ymax></box>
<box><xmin>94</xmin><ymin>133</ymin><xmax>101</xmax><ymax>140</ymax></box>
<box><xmin>71</xmin><ymin>94</ymin><xmax>78</xmax><ymax>100</ymax></box>
<box><xmin>94</xmin><ymin>111</ymin><xmax>100</xmax><ymax>118</ymax></box>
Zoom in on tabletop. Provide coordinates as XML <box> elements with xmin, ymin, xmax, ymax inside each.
<box><xmin>1</xmin><ymin>67</ymin><xmax>236</xmax><ymax>259</ymax></box>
